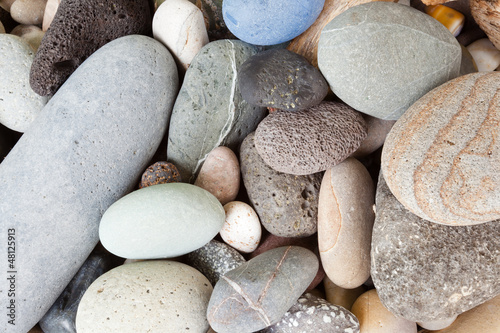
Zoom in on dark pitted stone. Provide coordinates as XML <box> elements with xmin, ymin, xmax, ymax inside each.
<box><xmin>371</xmin><ymin>173</ymin><xmax>500</xmax><ymax>322</ymax></box>
<box><xmin>30</xmin><ymin>0</ymin><xmax>152</xmax><ymax>96</ymax></box>
<box><xmin>261</xmin><ymin>293</ymin><xmax>360</xmax><ymax>333</ymax></box>
<box><xmin>254</xmin><ymin>101</ymin><xmax>367</xmax><ymax>175</ymax></box>
<box><xmin>185</xmin><ymin>239</ymin><xmax>246</xmax><ymax>286</ymax></box>
<box><xmin>240</xmin><ymin>132</ymin><xmax>321</xmax><ymax>237</ymax></box>
<box><xmin>39</xmin><ymin>252</ymin><xmax>114</xmax><ymax>333</ymax></box>
<box><xmin>238</xmin><ymin>49</ymin><xmax>328</xmax><ymax>111</ymax></box>
<box><xmin>138</xmin><ymin>161</ymin><xmax>181</xmax><ymax>189</ymax></box>
<box><xmin>167</xmin><ymin>39</ymin><xmax>267</xmax><ymax>183</ymax></box>
<box><xmin>207</xmin><ymin>246</ymin><xmax>319</xmax><ymax>333</ymax></box>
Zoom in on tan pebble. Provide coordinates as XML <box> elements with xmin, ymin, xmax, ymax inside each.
<box><xmin>307</xmin><ymin>288</ymin><xmax>325</xmax><ymax>299</ymax></box>
<box><xmin>10</xmin><ymin>0</ymin><xmax>47</xmax><ymax>25</ymax></box>
<box><xmin>0</xmin><ymin>0</ymin><xmax>15</xmax><ymax>11</ymax></box>
<box><xmin>221</xmin><ymin>201</ymin><xmax>261</xmax><ymax>253</ymax></box>
<box><xmin>471</xmin><ymin>0</ymin><xmax>500</xmax><ymax>50</ymax></box>
<box><xmin>42</xmin><ymin>0</ymin><xmax>60</xmax><ymax>31</ymax></box>
<box><xmin>351</xmin><ymin>289</ymin><xmax>417</xmax><ymax>333</ymax></box>
<box><xmin>11</xmin><ymin>24</ymin><xmax>44</xmax><ymax>50</ymax></box>
<box><xmin>323</xmin><ymin>275</ymin><xmax>365</xmax><ymax>311</ymax></box>
<box><xmin>318</xmin><ymin>157</ymin><xmax>375</xmax><ymax>288</ymax></box>
<box><xmin>194</xmin><ymin>146</ymin><xmax>240</xmax><ymax>205</ymax></box>
<box><xmin>418</xmin><ymin>294</ymin><xmax>500</xmax><ymax>333</ymax></box>
<box><xmin>0</xmin><ymin>20</ymin><xmax>4</xmax><ymax>33</ymax></box>
<box><xmin>417</xmin><ymin>316</ymin><xmax>457</xmax><ymax>330</ymax></box>
<box><xmin>352</xmin><ymin>115</ymin><xmax>396</xmax><ymax>158</ymax></box>
<box><xmin>467</xmin><ymin>38</ymin><xmax>500</xmax><ymax>72</ymax></box>
<box><xmin>10</xmin><ymin>23</ymin><xmax>41</xmax><ymax>36</ymax></box>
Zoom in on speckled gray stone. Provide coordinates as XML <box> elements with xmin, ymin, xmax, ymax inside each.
<box><xmin>207</xmin><ymin>246</ymin><xmax>319</xmax><ymax>333</ymax></box>
<box><xmin>261</xmin><ymin>293</ymin><xmax>360</xmax><ymax>333</ymax></box>
<box><xmin>318</xmin><ymin>2</ymin><xmax>461</xmax><ymax>120</ymax></box>
<box><xmin>371</xmin><ymin>173</ymin><xmax>500</xmax><ymax>322</ymax></box>
<box><xmin>240</xmin><ymin>132</ymin><xmax>321</xmax><ymax>237</ymax></box>
<box><xmin>0</xmin><ymin>35</ymin><xmax>178</xmax><ymax>333</ymax></box>
<box><xmin>167</xmin><ymin>39</ymin><xmax>267</xmax><ymax>183</ymax></box>
<box><xmin>186</xmin><ymin>239</ymin><xmax>246</xmax><ymax>286</ymax></box>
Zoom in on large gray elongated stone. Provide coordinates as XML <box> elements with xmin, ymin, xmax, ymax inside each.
<box><xmin>0</xmin><ymin>35</ymin><xmax>178</xmax><ymax>333</ymax></box>
<box><xmin>167</xmin><ymin>39</ymin><xmax>267</xmax><ymax>183</ymax></box>
<box><xmin>371</xmin><ymin>173</ymin><xmax>500</xmax><ymax>322</ymax></box>
<box><xmin>207</xmin><ymin>246</ymin><xmax>319</xmax><ymax>333</ymax></box>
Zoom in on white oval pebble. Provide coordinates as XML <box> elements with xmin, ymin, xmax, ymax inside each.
<box><xmin>220</xmin><ymin>201</ymin><xmax>262</xmax><ymax>253</ymax></box>
<box><xmin>467</xmin><ymin>38</ymin><xmax>500</xmax><ymax>72</ymax></box>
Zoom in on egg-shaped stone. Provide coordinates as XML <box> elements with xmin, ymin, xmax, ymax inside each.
<box><xmin>220</xmin><ymin>201</ymin><xmax>261</xmax><ymax>253</ymax></box>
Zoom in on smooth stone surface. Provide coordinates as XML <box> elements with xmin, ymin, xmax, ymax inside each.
<box><xmin>0</xmin><ymin>19</ymin><xmax>4</xmax><ymax>32</ymax></box>
<box><xmin>222</xmin><ymin>0</ymin><xmax>324</xmax><ymax>45</ymax></box>
<box><xmin>318</xmin><ymin>2</ymin><xmax>461</xmax><ymax>120</ymax></box>
<box><xmin>0</xmin><ymin>0</ymin><xmax>14</xmax><ymax>11</ymax></box>
<box><xmin>39</xmin><ymin>252</ymin><xmax>113</xmax><ymax>333</ymax></box>
<box><xmin>10</xmin><ymin>0</ymin><xmax>46</xmax><ymax>25</ymax></box>
<box><xmin>318</xmin><ymin>158</ymin><xmax>375</xmax><ymax>289</ymax></box>
<box><xmin>138</xmin><ymin>161</ymin><xmax>182</xmax><ymax>189</ymax></box>
<box><xmin>0</xmin><ymin>34</ymin><xmax>47</xmax><ymax>132</ymax></box>
<box><xmin>351</xmin><ymin>289</ymin><xmax>417</xmax><ymax>333</ymax></box>
<box><xmin>153</xmin><ymin>0</ymin><xmax>209</xmax><ymax>70</ymax></box>
<box><xmin>324</xmin><ymin>276</ymin><xmax>366</xmax><ymax>311</ymax></box>
<box><xmin>30</xmin><ymin>0</ymin><xmax>152</xmax><ymax>96</ymax></box>
<box><xmin>207</xmin><ymin>246</ymin><xmax>319</xmax><ymax>333</ymax></box>
<box><xmin>194</xmin><ymin>146</ymin><xmax>240</xmax><ymax>205</ymax></box>
<box><xmin>255</xmin><ymin>101</ymin><xmax>367</xmax><ymax>175</ymax></box>
<box><xmin>99</xmin><ymin>183</ymin><xmax>225</xmax><ymax>259</ymax></box>
<box><xmin>240</xmin><ymin>132</ymin><xmax>321</xmax><ymax>237</ymax></box>
<box><xmin>42</xmin><ymin>0</ymin><xmax>60</xmax><ymax>31</ymax></box>
<box><xmin>261</xmin><ymin>293</ymin><xmax>360</xmax><ymax>333</ymax></box>
<box><xmin>371</xmin><ymin>174</ymin><xmax>500</xmax><ymax>322</ymax></box>
<box><xmin>167</xmin><ymin>39</ymin><xmax>266</xmax><ymax>183</ymax></box>
<box><xmin>417</xmin><ymin>316</ymin><xmax>457</xmax><ymax>330</ymax></box>
<box><xmin>11</xmin><ymin>24</ymin><xmax>45</xmax><ymax>51</ymax></box>
<box><xmin>352</xmin><ymin>115</ymin><xmax>395</xmax><ymax>158</ymax></box>
<box><xmin>467</xmin><ymin>38</ymin><xmax>500</xmax><ymax>71</ymax></box>
<box><xmin>460</xmin><ymin>44</ymin><xmax>478</xmax><ymax>76</ymax></box>
<box><xmin>382</xmin><ymin>72</ymin><xmax>500</xmax><ymax>225</ymax></box>
<box><xmin>221</xmin><ymin>201</ymin><xmax>261</xmax><ymax>253</ymax></box>
<box><xmin>185</xmin><ymin>239</ymin><xmax>246</xmax><ymax>286</ymax></box>
<box><xmin>0</xmin><ymin>35</ymin><xmax>178</xmax><ymax>333</ymax></box>
<box><xmin>76</xmin><ymin>260</ymin><xmax>213</xmax><ymax>333</ymax></box>
<box><xmin>238</xmin><ymin>49</ymin><xmax>328</xmax><ymax>111</ymax></box>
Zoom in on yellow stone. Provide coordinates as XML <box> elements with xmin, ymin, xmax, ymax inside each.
<box><xmin>425</xmin><ymin>5</ymin><xmax>465</xmax><ymax>37</ymax></box>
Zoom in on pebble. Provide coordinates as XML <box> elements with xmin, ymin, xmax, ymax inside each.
<box><xmin>425</xmin><ymin>5</ymin><xmax>465</xmax><ymax>37</ymax></box>
<box><xmin>351</xmin><ymin>289</ymin><xmax>417</xmax><ymax>333</ymax></box>
<box><xmin>352</xmin><ymin>115</ymin><xmax>395</xmax><ymax>158</ymax></box>
<box><xmin>30</xmin><ymin>0</ymin><xmax>152</xmax><ymax>96</ymax></box>
<box><xmin>10</xmin><ymin>0</ymin><xmax>46</xmax><ymax>25</ymax></box>
<box><xmin>42</xmin><ymin>0</ymin><xmax>59</xmax><ymax>31</ymax></box>
<box><xmin>166</xmin><ymin>39</ymin><xmax>266</xmax><ymax>182</ymax></box>
<box><xmin>185</xmin><ymin>239</ymin><xmax>246</xmax><ymax>286</ymax></box>
<box><xmin>99</xmin><ymin>183</ymin><xmax>225</xmax><ymax>259</ymax></box>
<box><xmin>222</xmin><ymin>0</ymin><xmax>325</xmax><ymax>45</ymax></box>
<box><xmin>417</xmin><ymin>316</ymin><xmax>457</xmax><ymax>331</ymax></box>
<box><xmin>318</xmin><ymin>157</ymin><xmax>375</xmax><ymax>289</ymax></box>
<box><xmin>467</xmin><ymin>38</ymin><xmax>500</xmax><ymax>71</ymax></box>
<box><xmin>471</xmin><ymin>0</ymin><xmax>500</xmax><ymax>50</ymax></box>
<box><xmin>138</xmin><ymin>161</ymin><xmax>182</xmax><ymax>189</ymax></box>
<box><xmin>186</xmin><ymin>0</ymin><xmax>233</xmax><ymax>40</ymax></box>
<box><xmin>323</xmin><ymin>276</ymin><xmax>366</xmax><ymax>311</ymax></box>
<box><xmin>0</xmin><ymin>0</ymin><xmax>14</xmax><ymax>11</ymax></box>
<box><xmin>0</xmin><ymin>35</ymin><xmax>178</xmax><ymax>333</ymax></box>
<box><xmin>371</xmin><ymin>174</ymin><xmax>500</xmax><ymax>322</ymax></box>
<box><xmin>237</xmin><ymin>49</ymin><xmax>328</xmax><ymax>111</ymax></box>
<box><xmin>76</xmin><ymin>260</ymin><xmax>213</xmax><ymax>333</ymax></box>
<box><xmin>0</xmin><ymin>34</ymin><xmax>47</xmax><ymax>132</ymax></box>
<box><xmin>221</xmin><ymin>201</ymin><xmax>261</xmax><ymax>253</ymax></box>
<box><xmin>194</xmin><ymin>146</ymin><xmax>240</xmax><ymax>205</ymax></box>
<box><xmin>460</xmin><ymin>44</ymin><xmax>478</xmax><ymax>75</ymax></box>
<box><xmin>261</xmin><ymin>293</ymin><xmax>360</xmax><ymax>333</ymax></box>
<box><xmin>318</xmin><ymin>2</ymin><xmax>461</xmax><ymax>120</ymax></box>
<box><xmin>153</xmin><ymin>0</ymin><xmax>209</xmax><ymax>71</ymax></box>
<box><xmin>207</xmin><ymin>246</ymin><xmax>319</xmax><ymax>333</ymax></box>
<box><xmin>255</xmin><ymin>101</ymin><xmax>367</xmax><ymax>175</ymax></box>
<box><xmin>240</xmin><ymin>132</ymin><xmax>321</xmax><ymax>237</ymax></box>
<box><xmin>11</xmin><ymin>24</ymin><xmax>44</xmax><ymax>51</ymax></box>
<box><xmin>382</xmin><ymin>72</ymin><xmax>500</xmax><ymax>225</ymax></box>
<box><xmin>0</xmin><ymin>19</ymin><xmax>4</xmax><ymax>32</ymax></box>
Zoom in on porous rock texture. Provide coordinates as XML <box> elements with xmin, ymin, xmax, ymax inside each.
<box><xmin>255</xmin><ymin>101</ymin><xmax>367</xmax><ymax>175</ymax></box>
<box><xmin>30</xmin><ymin>0</ymin><xmax>152</xmax><ymax>96</ymax></box>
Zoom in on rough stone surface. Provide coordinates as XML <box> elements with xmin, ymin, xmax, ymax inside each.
<box><xmin>167</xmin><ymin>39</ymin><xmax>266</xmax><ymax>183</ymax></box>
<box><xmin>238</xmin><ymin>49</ymin><xmax>328</xmax><ymax>111</ymax></box>
<box><xmin>207</xmin><ymin>246</ymin><xmax>319</xmax><ymax>333</ymax></box>
<box><xmin>185</xmin><ymin>239</ymin><xmax>246</xmax><ymax>286</ymax></box>
<box><xmin>255</xmin><ymin>101</ymin><xmax>367</xmax><ymax>175</ymax></box>
<box><xmin>240</xmin><ymin>132</ymin><xmax>321</xmax><ymax>237</ymax></box>
<box><xmin>261</xmin><ymin>293</ymin><xmax>360</xmax><ymax>333</ymax></box>
<box><xmin>371</xmin><ymin>174</ymin><xmax>500</xmax><ymax>322</ymax></box>
<box><xmin>0</xmin><ymin>34</ymin><xmax>47</xmax><ymax>132</ymax></box>
<box><xmin>99</xmin><ymin>183</ymin><xmax>225</xmax><ymax>259</ymax></box>
<box><xmin>30</xmin><ymin>0</ymin><xmax>152</xmax><ymax>96</ymax></box>
<box><xmin>0</xmin><ymin>35</ymin><xmax>178</xmax><ymax>333</ymax></box>
<box><xmin>382</xmin><ymin>72</ymin><xmax>500</xmax><ymax>225</ymax></box>
<box><xmin>318</xmin><ymin>2</ymin><xmax>461</xmax><ymax>120</ymax></box>
<box><xmin>138</xmin><ymin>161</ymin><xmax>181</xmax><ymax>189</ymax></box>
<box><xmin>76</xmin><ymin>261</ymin><xmax>213</xmax><ymax>333</ymax></box>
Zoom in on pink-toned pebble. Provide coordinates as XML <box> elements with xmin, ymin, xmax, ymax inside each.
<box><xmin>42</xmin><ymin>0</ymin><xmax>60</xmax><ymax>31</ymax></box>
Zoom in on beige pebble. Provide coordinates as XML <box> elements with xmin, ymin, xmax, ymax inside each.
<box><xmin>0</xmin><ymin>0</ymin><xmax>15</xmax><ymax>11</ymax></box>
<box><xmin>0</xmin><ymin>20</ymin><xmax>4</xmax><ymax>33</ymax></box>
<box><xmin>467</xmin><ymin>38</ymin><xmax>500</xmax><ymax>72</ymax></box>
<box><xmin>417</xmin><ymin>316</ymin><xmax>457</xmax><ymax>330</ymax></box>
<box><xmin>220</xmin><ymin>201</ymin><xmax>261</xmax><ymax>253</ymax></box>
<box><xmin>11</xmin><ymin>24</ymin><xmax>44</xmax><ymax>50</ymax></box>
<box><xmin>318</xmin><ymin>157</ymin><xmax>375</xmax><ymax>289</ymax></box>
<box><xmin>351</xmin><ymin>289</ymin><xmax>417</xmax><ymax>333</ymax></box>
<box><xmin>194</xmin><ymin>146</ymin><xmax>240</xmax><ymax>205</ymax></box>
<box><xmin>42</xmin><ymin>0</ymin><xmax>60</xmax><ymax>31</ymax></box>
<box><xmin>352</xmin><ymin>115</ymin><xmax>396</xmax><ymax>158</ymax></box>
<box><xmin>324</xmin><ymin>275</ymin><xmax>365</xmax><ymax>311</ymax></box>
<box><xmin>10</xmin><ymin>0</ymin><xmax>47</xmax><ymax>25</ymax></box>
